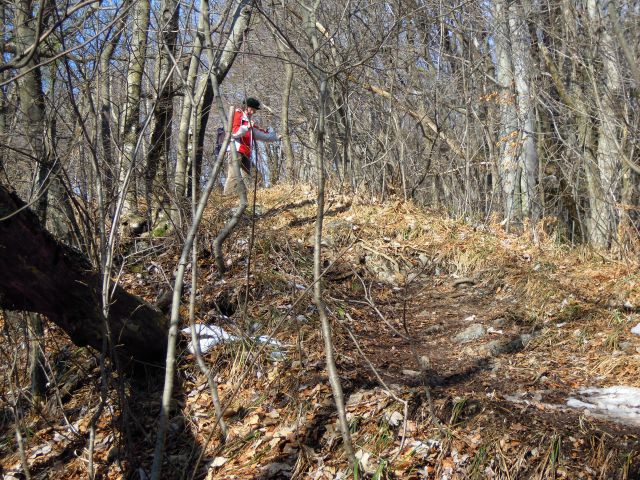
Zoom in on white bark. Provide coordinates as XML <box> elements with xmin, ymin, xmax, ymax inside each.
<box><xmin>119</xmin><ymin>0</ymin><xmax>151</xmax><ymax>217</ymax></box>
<box><xmin>493</xmin><ymin>0</ymin><xmax>519</xmax><ymax>227</ymax></box>
<box><xmin>509</xmin><ymin>1</ymin><xmax>540</xmax><ymax>221</ymax></box>
<box><xmin>586</xmin><ymin>0</ymin><xmax>621</xmax><ymax>247</ymax></box>
<box><xmin>174</xmin><ymin>0</ymin><xmax>208</xmax><ymax>199</ymax></box>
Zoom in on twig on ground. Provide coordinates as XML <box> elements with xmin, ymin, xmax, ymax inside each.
<box><xmin>150</xmin><ymin>106</ymin><xmax>234</xmax><ymax>480</ymax></box>
<box><xmin>341</xmin><ymin>311</ymin><xmax>409</xmax><ymax>462</ymax></box>
<box><xmin>189</xmin><ymin>240</ymin><xmax>359</xmax><ymax>478</ymax></box>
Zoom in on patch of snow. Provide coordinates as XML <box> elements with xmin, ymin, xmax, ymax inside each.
<box><xmin>256</xmin><ymin>335</ymin><xmax>283</xmax><ymax>347</ymax></box>
<box><xmin>566</xmin><ymin>386</ymin><xmax>640</xmax><ymax>426</ymax></box>
<box><xmin>269</xmin><ymin>351</ymin><xmax>286</xmax><ymax>361</ymax></box>
<box><xmin>181</xmin><ymin>325</ymin><xmax>238</xmax><ymax>354</ymax></box>
<box><xmin>385</xmin><ymin>411</ymin><xmax>404</xmax><ymax>427</ymax></box>
<box><xmin>209</xmin><ymin>456</ymin><xmax>228</xmax><ymax>468</ymax></box>
<box><xmin>411</xmin><ymin>438</ymin><xmax>440</xmax><ymax>456</ymax></box>
<box><xmin>182</xmin><ymin>325</ymin><xmax>288</xmax><ymax>356</ymax></box>
<box><xmin>631</xmin><ymin>323</ymin><xmax>640</xmax><ymax>335</ymax></box>
<box><xmin>566</xmin><ymin>398</ymin><xmax>593</xmax><ymax>409</ymax></box>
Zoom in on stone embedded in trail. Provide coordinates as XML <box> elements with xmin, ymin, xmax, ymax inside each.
<box><xmin>347</xmin><ymin>390</ymin><xmax>366</xmax><ymax>406</ymax></box>
<box><xmin>454</xmin><ymin>323</ymin><xmax>486</xmax><ymax>343</ymax></box>
<box><xmin>424</xmin><ymin>324</ymin><xmax>444</xmax><ymax>335</ymax></box>
<box><xmin>478</xmin><ymin>334</ymin><xmax>533</xmax><ymax>356</ymax></box>
<box><xmin>479</xmin><ymin>340</ymin><xmax>510</xmax><ymax>356</ymax></box>
<box><xmin>260</xmin><ymin>462</ymin><xmax>293</xmax><ymax>478</ymax></box>
<box><xmin>418</xmin><ymin>355</ymin><xmax>430</xmax><ymax>368</ymax></box>
<box><xmin>617</xmin><ymin>341</ymin><xmax>635</xmax><ymax>352</ymax></box>
<box><xmin>492</xmin><ymin>317</ymin><xmax>507</xmax><ymax>327</ymax></box>
<box><xmin>364</xmin><ymin>252</ymin><xmax>404</xmax><ymax>285</ymax></box>
<box><xmin>322</xmin><ymin>219</ymin><xmax>354</xmax><ymax>246</ymax></box>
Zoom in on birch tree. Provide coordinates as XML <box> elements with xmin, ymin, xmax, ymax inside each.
<box><xmin>119</xmin><ymin>0</ymin><xmax>151</xmax><ymax>220</ymax></box>
<box><xmin>510</xmin><ymin>0</ymin><xmax>540</xmax><ymax>222</ymax></box>
<box><xmin>586</xmin><ymin>0</ymin><xmax>622</xmax><ymax>247</ymax></box>
<box><xmin>13</xmin><ymin>0</ymin><xmax>76</xmax><ymax>398</ymax></box>
<box><xmin>146</xmin><ymin>0</ymin><xmax>180</xmax><ymax>226</ymax></box>
<box><xmin>493</xmin><ymin>0</ymin><xmax>519</xmax><ymax>227</ymax></box>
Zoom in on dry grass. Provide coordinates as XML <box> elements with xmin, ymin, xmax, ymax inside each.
<box><xmin>1</xmin><ymin>184</ymin><xmax>639</xmax><ymax>479</ymax></box>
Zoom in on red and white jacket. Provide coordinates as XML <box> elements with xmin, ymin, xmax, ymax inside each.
<box><xmin>230</xmin><ymin>108</ymin><xmax>278</xmax><ymax>157</ymax></box>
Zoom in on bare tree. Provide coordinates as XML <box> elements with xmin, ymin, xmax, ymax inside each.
<box><xmin>145</xmin><ymin>0</ymin><xmax>180</xmax><ymax>226</ymax></box>
<box><xmin>119</xmin><ymin>0</ymin><xmax>151</xmax><ymax>219</ymax></box>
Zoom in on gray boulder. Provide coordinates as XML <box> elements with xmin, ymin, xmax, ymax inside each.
<box><xmin>454</xmin><ymin>323</ymin><xmax>486</xmax><ymax>343</ymax></box>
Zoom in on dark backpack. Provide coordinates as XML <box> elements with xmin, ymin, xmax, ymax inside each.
<box><xmin>214</xmin><ymin>126</ymin><xmax>225</xmax><ymax>157</ymax></box>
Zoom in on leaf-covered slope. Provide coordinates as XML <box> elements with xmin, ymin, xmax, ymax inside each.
<box><xmin>1</xmin><ymin>185</ymin><xmax>639</xmax><ymax>479</ymax></box>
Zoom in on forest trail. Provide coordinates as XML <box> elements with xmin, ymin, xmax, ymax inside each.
<box><xmin>1</xmin><ymin>185</ymin><xmax>639</xmax><ymax>479</ymax></box>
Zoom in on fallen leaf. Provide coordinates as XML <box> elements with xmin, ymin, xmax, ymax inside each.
<box><xmin>247</xmin><ymin>413</ymin><xmax>261</xmax><ymax>426</ymax></box>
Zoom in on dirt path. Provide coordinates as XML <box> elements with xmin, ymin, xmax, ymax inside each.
<box><xmin>338</xmin><ymin>270</ymin><xmax>640</xmax><ymax>477</ymax></box>
<box><xmin>3</xmin><ymin>189</ymin><xmax>638</xmax><ymax>479</ymax></box>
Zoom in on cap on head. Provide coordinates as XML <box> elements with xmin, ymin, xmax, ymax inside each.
<box><xmin>244</xmin><ymin>97</ymin><xmax>261</xmax><ymax>110</ymax></box>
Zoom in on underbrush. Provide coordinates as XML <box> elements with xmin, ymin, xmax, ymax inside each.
<box><xmin>0</xmin><ymin>185</ymin><xmax>638</xmax><ymax>479</ymax></box>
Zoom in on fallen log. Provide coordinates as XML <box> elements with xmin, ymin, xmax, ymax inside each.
<box><xmin>0</xmin><ymin>184</ymin><xmax>168</xmax><ymax>362</ymax></box>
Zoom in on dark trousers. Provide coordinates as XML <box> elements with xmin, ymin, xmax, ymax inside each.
<box><xmin>240</xmin><ymin>153</ymin><xmax>251</xmax><ymax>174</ymax></box>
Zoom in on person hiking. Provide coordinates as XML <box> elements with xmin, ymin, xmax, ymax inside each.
<box><xmin>223</xmin><ymin>97</ymin><xmax>279</xmax><ymax>195</ymax></box>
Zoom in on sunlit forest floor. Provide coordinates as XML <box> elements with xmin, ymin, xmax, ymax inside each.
<box><xmin>1</xmin><ymin>184</ymin><xmax>639</xmax><ymax>479</ymax></box>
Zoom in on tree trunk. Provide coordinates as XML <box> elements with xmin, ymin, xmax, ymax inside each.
<box><xmin>510</xmin><ymin>2</ymin><xmax>540</xmax><ymax>222</ymax></box>
<box><xmin>279</xmin><ymin>52</ymin><xmax>296</xmax><ymax>181</ymax></box>
<box><xmin>119</xmin><ymin>0</ymin><xmax>151</xmax><ymax>218</ymax></box>
<box><xmin>493</xmin><ymin>0</ymin><xmax>519</xmax><ymax>228</ymax></box>
<box><xmin>26</xmin><ymin>312</ymin><xmax>46</xmax><ymax>401</ymax></box>
<box><xmin>14</xmin><ymin>0</ymin><xmax>54</xmax><ymax>398</ymax></box>
<box><xmin>301</xmin><ymin>0</ymin><xmax>356</xmax><ymax>465</ymax></box>
<box><xmin>174</xmin><ymin>0</ymin><xmax>207</xmax><ymax>200</ymax></box>
<box><xmin>586</xmin><ymin>0</ymin><xmax>621</xmax><ymax>248</ymax></box>
<box><xmin>98</xmin><ymin>0</ymin><xmax>130</xmax><ymax>204</ymax></box>
<box><xmin>0</xmin><ymin>184</ymin><xmax>169</xmax><ymax>362</ymax></box>
<box><xmin>146</xmin><ymin>0</ymin><xmax>179</xmax><ymax>225</ymax></box>
<box><xmin>0</xmin><ymin>4</ymin><xmax>6</xmax><ymax>172</ymax></box>
<box><xmin>312</xmin><ymin>74</ymin><xmax>356</xmax><ymax>467</ymax></box>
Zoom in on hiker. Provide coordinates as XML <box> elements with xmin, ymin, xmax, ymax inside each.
<box><xmin>223</xmin><ymin>97</ymin><xmax>279</xmax><ymax>195</ymax></box>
